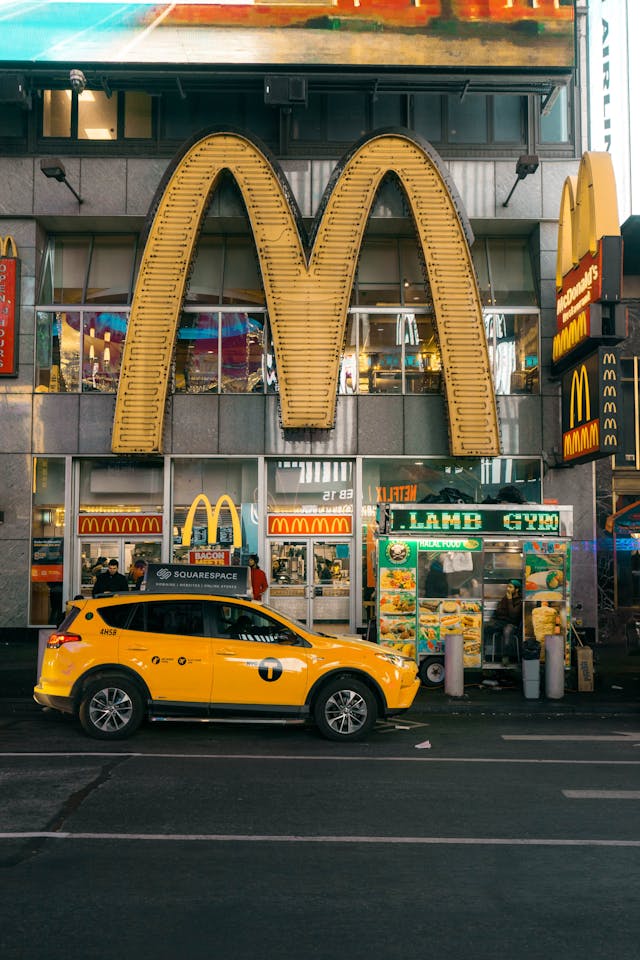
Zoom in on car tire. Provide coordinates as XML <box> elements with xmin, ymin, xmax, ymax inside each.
<box><xmin>313</xmin><ymin>676</ymin><xmax>377</xmax><ymax>742</ymax></box>
<box><xmin>419</xmin><ymin>657</ymin><xmax>445</xmax><ymax>688</ymax></box>
<box><xmin>79</xmin><ymin>675</ymin><xmax>145</xmax><ymax>740</ymax></box>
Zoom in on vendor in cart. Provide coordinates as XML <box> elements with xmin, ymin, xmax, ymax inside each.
<box><xmin>493</xmin><ymin>579</ymin><xmax>523</xmax><ymax>660</ymax></box>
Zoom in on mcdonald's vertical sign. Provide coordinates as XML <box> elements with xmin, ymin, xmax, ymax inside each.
<box><xmin>561</xmin><ymin>348</ymin><xmax>620</xmax><ymax>464</ymax></box>
<box><xmin>0</xmin><ymin>236</ymin><xmax>19</xmax><ymax>377</ymax></box>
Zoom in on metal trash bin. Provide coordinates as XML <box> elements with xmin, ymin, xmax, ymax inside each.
<box><xmin>521</xmin><ymin>638</ymin><xmax>541</xmax><ymax>700</ymax></box>
<box><xmin>545</xmin><ymin>634</ymin><xmax>565</xmax><ymax>699</ymax></box>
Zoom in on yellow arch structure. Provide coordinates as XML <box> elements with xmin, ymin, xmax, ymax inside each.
<box><xmin>112</xmin><ymin>130</ymin><xmax>499</xmax><ymax>456</ymax></box>
<box><xmin>556</xmin><ymin>151</ymin><xmax>620</xmax><ymax>288</ymax></box>
<box><xmin>181</xmin><ymin>493</ymin><xmax>242</xmax><ymax>549</ymax></box>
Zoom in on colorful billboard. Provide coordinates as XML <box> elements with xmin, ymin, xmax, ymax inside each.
<box><xmin>0</xmin><ymin>1</ymin><xmax>575</xmax><ymax>69</ymax></box>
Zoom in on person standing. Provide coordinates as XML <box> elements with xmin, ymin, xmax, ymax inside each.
<box><xmin>248</xmin><ymin>554</ymin><xmax>269</xmax><ymax>601</ymax></box>
<box><xmin>92</xmin><ymin>559</ymin><xmax>129</xmax><ymax>596</ymax></box>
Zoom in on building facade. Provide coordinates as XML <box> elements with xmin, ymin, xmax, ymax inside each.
<box><xmin>0</xmin><ymin>1</ymin><xmax>600</xmax><ymax>643</ymax></box>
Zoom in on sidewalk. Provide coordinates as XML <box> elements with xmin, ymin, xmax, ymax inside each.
<box><xmin>1</xmin><ymin>641</ymin><xmax>639</xmax><ymax>718</ymax></box>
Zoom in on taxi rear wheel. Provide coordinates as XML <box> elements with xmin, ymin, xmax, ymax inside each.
<box><xmin>79</xmin><ymin>675</ymin><xmax>145</xmax><ymax>740</ymax></box>
<box><xmin>313</xmin><ymin>676</ymin><xmax>377</xmax><ymax>742</ymax></box>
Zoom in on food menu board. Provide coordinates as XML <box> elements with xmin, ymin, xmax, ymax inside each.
<box><xmin>523</xmin><ymin>541</ymin><xmax>570</xmax><ymax>665</ymax></box>
<box><xmin>378</xmin><ymin>539</ymin><xmax>482</xmax><ymax>667</ymax></box>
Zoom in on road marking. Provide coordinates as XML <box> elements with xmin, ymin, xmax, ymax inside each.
<box><xmin>1</xmin><ymin>752</ymin><xmax>640</xmax><ymax>765</ymax></box>
<box><xmin>563</xmin><ymin>790</ymin><xmax>640</xmax><ymax>799</ymax></box>
<box><xmin>1</xmin><ymin>832</ymin><xmax>640</xmax><ymax>847</ymax></box>
<box><xmin>503</xmin><ymin>733</ymin><xmax>640</xmax><ymax>742</ymax></box>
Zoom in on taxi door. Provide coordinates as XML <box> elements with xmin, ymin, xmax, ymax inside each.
<box><xmin>119</xmin><ymin>597</ymin><xmax>213</xmax><ymax>704</ymax></box>
<box><xmin>206</xmin><ymin>601</ymin><xmax>309</xmax><ymax>708</ymax></box>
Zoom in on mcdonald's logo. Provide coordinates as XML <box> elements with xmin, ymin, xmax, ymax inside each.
<box><xmin>603</xmin><ymin>418</ymin><xmax>617</xmax><ymax>431</ymax></box>
<box><xmin>78</xmin><ymin>514</ymin><xmax>163</xmax><ymax>535</ymax></box>
<box><xmin>603</xmin><ymin>385</ymin><xmax>616</xmax><ymax>397</ymax></box>
<box><xmin>556</xmin><ymin>152</ymin><xmax>620</xmax><ymax>288</ymax></box>
<box><xmin>112</xmin><ymin>129</ymin><xmax>499</xmax><ymax>457</ymax></box>
<box><xmin>181</xmin><ymin>494</ymin><xmax>242</xmax><ymax>549</ymax></box>
<box><xmin>602</xmin><ymin>352</ymin><xmax>617</xmax><ymax>365</ymax></box>
<box><xmin>569</xmin><ymin>365</ymin><xmax>591</xmax><ymax>429</ymax></box>
<box><xmin>267</xmin><ymin>514</ymin><xmax>352</xmax><ymax>536</ymax></box>
<box><xmin>604</xmin><ymin>401</ymin><xmax>617</xmax><ymax>413</ymax></box>
<box><xmin>0</xmin><ymin>235</ymin><xmax>17</xmax><ymax>258</ymax></box>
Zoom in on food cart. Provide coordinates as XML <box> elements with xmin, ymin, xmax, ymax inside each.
<box><xmin>376</xmin><ymin>503</ymin><xmax>573</xmax><ymax>686</ymax></box>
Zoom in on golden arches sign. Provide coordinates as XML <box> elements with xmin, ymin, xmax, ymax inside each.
<box><xmin>181</xmin><ymin>494</ymin><xmax>242</xmax><ymax>549</ymax></box>
<box><xmin>556</xmin><ymin>152</ymin><xmax>620</xmax><ymax>288</ymax></box>
<box><xmin>112</xmin><ymin>130</ymin><xmax>499</xmax><ymax>456</ymax></box>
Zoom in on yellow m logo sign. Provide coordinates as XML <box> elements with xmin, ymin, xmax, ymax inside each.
<box><xmin>181</xmin><ymin>494</ymin><xmax>242</xmax><ymax>549</ymax></box>
<box><xmin>112</xmin><ymin>130</ymin><xmax>498</xmax><ymax>457</ymax></box>
<box><xmin>556</xmin><ymin>151</ymin><xmax>620</xmax><ymax>287</ymax></box>
<box><xmin>0</xmin><ymin>235</ymin><xmax>17</xmax><ymax>258</ymax></box>
<box><xmin>569</xmin><ymin>365</ymin><xmax>590</xmax><ymax>429</ymax></box>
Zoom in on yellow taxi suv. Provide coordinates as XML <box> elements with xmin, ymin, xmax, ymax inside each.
<box><xmin>34</xmin><ymin>593</ymin><xmax>419</xmax><ymax>742</ymax></box>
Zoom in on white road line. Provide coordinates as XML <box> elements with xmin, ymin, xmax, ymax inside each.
<box><xmin>1</xmin><ymin>752</ymin><xmax>640</xmax><ymax>765</ymax></box>
<box><xmin>1</xmin><ymin>832</ymin><xmax>640</xmax><ymax>847</ymax></box>
<box><xmin>503</xmin><ymin>734</ymin><xmax>640</xmax><ymax>742</ymax></box>
<box><xmin>563</xmin><ymin>790</ymin><xmax>640</xmax><ymax>799</ymax></box>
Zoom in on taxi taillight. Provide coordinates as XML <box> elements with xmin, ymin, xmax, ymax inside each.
<box><xmin>47</xmin><ymin>632</ymin><xmax>81</xmax><ymax>648</ymax></box>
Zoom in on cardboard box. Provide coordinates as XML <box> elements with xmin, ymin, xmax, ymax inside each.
<box><xmin>576</xmin><ymin>646</ymin><xmax>594</xmax><ymax>692</ymax></box>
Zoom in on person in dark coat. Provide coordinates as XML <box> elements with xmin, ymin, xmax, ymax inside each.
<box><xmin>92</xmin><ymin>559</ymin><xmax>129</xmax><ymax>596</ymax></box>
<box><xmin>424</xmin><ymin>559</ymin><xmax>448</xmax><ymax>597</ymax></box>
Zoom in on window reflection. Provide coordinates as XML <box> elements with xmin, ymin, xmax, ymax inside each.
<box><xmin>484</xmin><ymin>312</ymin><xmax>539</xmax><ymax>395</ymax></box>
<box><xmin>81</xmin><ymin>312</ymin><xmax>127</xmax><ymax>392</ymax></box>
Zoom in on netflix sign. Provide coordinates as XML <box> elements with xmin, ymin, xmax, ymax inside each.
<box><xmin>0</xmin><ymin>236</ymin><xmax>19</xmax><ymax>377</ymax></box>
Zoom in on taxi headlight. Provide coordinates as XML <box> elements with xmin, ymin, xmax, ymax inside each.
<box><xmin>375</xmin><ymin>651</ymin><xmax>407</xmax><ymax>668</ymax></box>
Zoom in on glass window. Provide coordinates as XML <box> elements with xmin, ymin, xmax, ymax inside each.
<box><xmin>484</xmin><ymin>311</ymin><xmax>539</xmax><ymax>395</ymax></box>
<box><xmin>43</xmin><ymin>90</ymin><xmax>71</xmax><ymax>138</ymax></box>
<box><xmin>493</xmin><ymin>95</ymin><xmax>524</xmax><ymax>142</ymax></box>
<box><xmin>486</xmin><ymin>238</ymin><xmax>537</xmax><ymax>306</ymax></box>
<box><xmin>82</xmin><ymin>311</ymin><xmax>127</xmax><ymax>393</ymax></box>
<box><xmin>130</xmin><ymin>599</ymin><xmax>205</xmax><ymax>636</ymax></box>
<box><xmin>447</xmin><ymin>94</ymin><xmax>488</xmax><ymax>144</ymax></box>
<box><xmin>53</xmin><ymin>237</ymin><xmax>90</xmax><ymax>304</ymax></box>
<box><xmin>86</xmin><ymin>237</ymin><xmax>136</xmax><ymax>304</ymax></box>
<box><xmin>78</xmin><ymin>458</ymin><xmax>164</xmax><ymax>512</ymax></box>
<box><xmin>35</xmin><ymin>310</ymin><xmax>80</xmax><ymax>393</ymax></box>
<box><xmin>373</xmin><ymin>94</ymin><xmax>405</xmax><ymax>129</ymax></box>
<box><xmin>356</xmin><ymin>239</ymin><xmax>401</xmax><ymax>307</ymax></box>
<box><xmin>290</xmin><ymin>92</ymin><xmax>324</xmax><ymax>142</ymax></box>
<box><xmin>30</xmin><ymin>457</ymin><xmax>66</xmax><ymax>626</ymax></box>
<box><xmin>98</xmin><ymin>603</ymin><xmax>137</xmax><ymax>629</ymax></box>
<box><xmin>124</xmin><ymin>91</ymin><xmax>152</xmax><ymax>139</ymax></box>
<box><xmin>327</xmin><ymin>92</ymin><xmax>367</xmax><ymax>141</ymax></box>
<box><xmin>399</xmin><ymin>239</ymin><xmax>429</xmax><ymax>306</ymax></box>
<box><xmin>359</xmin><ymin>313</ymin><xmax>403</xmax><ymax>394</ymax></box>
<box><xmin>78</xmin><ymin>90</ymin><xmax>117</xmax><ymax>140</ymax></box>
<box><xmin>265</xmin><ymin>323</ymin><xmax>279</xmax><ymax>395</ymax></box>
<box><xmin>540</xmin><ymin>86</ymin><xmax>569</xmax><ymax>143</ymax></box>
<box><xmin>222</xmin><ymin>239</ymin><xmax>265</xmax><ymax>306</ymax></box>
<box><xmin>0</xmin><ymin>103</ymin><xmax>27</xmax><ymax>138</ymax></box>
<box><xmin>266</xmin><ymin>459</ymin><xmax>354</xmax><ymax>514</ymax></box>
<box><xmin>404</xmin><ymin>314</ymin><xmax>442</xmax><ymax>394</ymax></box>
<box><xmin>208</xmin><ymin>602</ymin><xmax>284</xmax><ymax>641</ymax></box>
<box><xmin>176</xmin><ymin>312</ymin><xmax>219</xmax><ymax>393</ymax></box>
<box><xmin>339</xmin><ymin>314</ymin><xmax>358</xmax><ymax>395</ymax></box>
<box><xmin>221</xmin><ymin>311</ymin><xmax>265</xmax><ymax>393</ymax></box>
<box><xmin>171</xmin><ymin>459</ymin><xmax>259</xmax><ymax>564</ymax></box>
<box><xmin>186</xmin><ymin>238</ymin><xmax>223</xmax><ymax>304</ymax></box>
<box><xmin>413</xmin><ymin>94</ymin><xmax>442</xmax><ymax>142</ymax></box>
<box><xmin>471</xmin><ymin>240</ymin><xmax>492</xmax><ymax>306</ymax></box>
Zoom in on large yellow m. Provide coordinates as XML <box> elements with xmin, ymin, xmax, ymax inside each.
<box><xmin>112</xmin><ymin>130</ymin><xmax>499</xmax><ymax>456</ymax></box>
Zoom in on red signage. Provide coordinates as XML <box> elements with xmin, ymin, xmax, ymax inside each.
<box><xmin>189</xmin><ymin>549</ymin><xmax>230</xmax><ymax>565</ymax></box>
<box><xmin>78</xmin><ymin>514</ymin><xmax>163</xmax><ymax>535</ymax></box>
<box><xmin>31</xmin><ymin>565</ymin><xmax>63</xmax><ymax>583</ymax></box>
<box><xmin>268</xmin><ymin>514</ymin><xmax>352</xmax><ymax>536</ymax></box>
<box><xmin>0</xmin><ymin>241</ymin><xmax>19</xmax><ymax>377</ymax></box>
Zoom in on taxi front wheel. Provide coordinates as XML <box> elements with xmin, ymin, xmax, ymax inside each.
<box><xmin>313</xmin><ymin>676</ymin><xmax>377</xmax><ymax>742</ymax></box>
<box><xmin>79</xmin><ymin>675</ymin><xmax>145</xmax><ymax>740</ymax></box>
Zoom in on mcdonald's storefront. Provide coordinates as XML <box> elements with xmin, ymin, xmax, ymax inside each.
<box><xmin>0</xmin><ymin>6</ymin><xmax>605</xmax><ymax>644</ymax></box>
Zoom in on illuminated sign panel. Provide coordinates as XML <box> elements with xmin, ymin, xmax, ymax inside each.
<box><xmin>0</xmin><ymin>237</ymin><xmax>19</xmax><ymax>377</ymax></box>
<box><xmin>388</xmin><ymin>508</ymin><xmax>561</xmax><ymax>536</ymax></box>
<box><xmin>78</xmin><ymin>514</ymin><xmax>163</xmax><ymax>535</ymax></box>
<box><xmin>268</xmin><ymin>514</ymin><xmax>352</xmax><ymax>536</ymax></box>
<box><xmin>0</xmin><ymin>2</ymin><xmax>575</xmax><ymax>68</ymax></box>
<box><xmin>181</xmin><ymin>494</ymin><xmax>242</xmax><ymax>549</ymax></box>
<box><xmin>553</xmin><ymin>154</ymin><xmax>624</xmax><ymax>373</ymax></box>
<box><xmin>560</xmin><ymin>348</ymin><xmax>620</xmax><ymax>464</ymax></box>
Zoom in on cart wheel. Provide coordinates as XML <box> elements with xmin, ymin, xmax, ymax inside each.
<box><xmin>419</xmin><ymin>657</ymin><xmax>445</xmax><ymax>688</ymax></box>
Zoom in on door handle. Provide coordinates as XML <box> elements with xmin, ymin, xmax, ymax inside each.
<box><xmin>217</xmin><ymin>649</ymin><xmax>236</xmax><ymax>656</ymax></box>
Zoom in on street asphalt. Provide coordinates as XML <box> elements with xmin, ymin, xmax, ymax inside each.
<box><xmin>1</xmin><ymin>640</ymin><xmax>639</xmax><ymax>719</ymax></box>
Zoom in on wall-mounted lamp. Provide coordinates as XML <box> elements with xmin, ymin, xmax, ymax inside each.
<box><xmin>40</xmin><ymin>158</ymin><xmax>84</xmax><ymax>204</ymax></box>
<box><xmin>502</xmin><ymin>154</ymin><xmax>539</xmax><ymax>208</ymax></box>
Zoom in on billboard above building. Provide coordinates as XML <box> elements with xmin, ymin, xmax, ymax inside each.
<box><xmin>0</xmin><ymin>1</ymin><xmax>575</xmax><ymax>70</ymax></box>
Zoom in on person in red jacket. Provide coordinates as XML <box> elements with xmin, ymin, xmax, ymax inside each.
<box><xmin>248</xmin><ymin>554</ymin><xmax>269</xmax><ymax>601</ymax></box>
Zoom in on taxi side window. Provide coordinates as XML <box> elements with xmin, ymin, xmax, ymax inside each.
<box><xmin>208</xmin><ymin>602</ymin><xmax>286</xmax><ymax>643</ymax></box>
<box><xmin>98</xmin><ymin>603</ymin><xmax>137</xmax><ymax>629</ymax></box>
<box><xmin>129</xmin><ymin>600</ymin><xmax>205</xmax><ymax>636</ymax></box>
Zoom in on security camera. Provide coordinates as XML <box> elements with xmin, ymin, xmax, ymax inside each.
<box><xmin>69</xmin><ymin>69</ymin><xmax>86</xmax><ymax>95</ymax></box>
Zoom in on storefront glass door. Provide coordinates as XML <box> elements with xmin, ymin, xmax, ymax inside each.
<box><xmin>269</xmin><ymin>540</ymin><xmax>352</xmax><ymax>634</ymax></box>
<box><xmin>79</xmin><ymin>539</ymin><xmax>162</xmax><ymax>597</ymax></box>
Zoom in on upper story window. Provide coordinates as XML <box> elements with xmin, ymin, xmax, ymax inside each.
<box><xmin>42</xmin><ymin>89</ymin><xmax>153</xmax><ymax>141</ymax></box>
